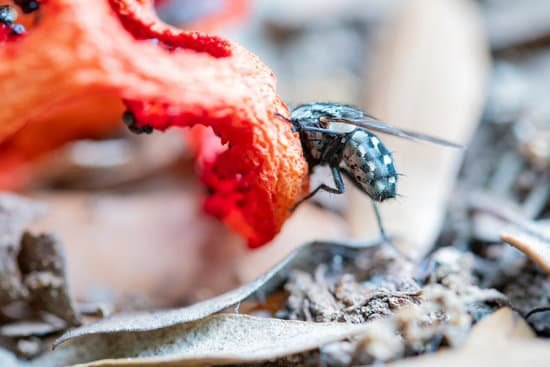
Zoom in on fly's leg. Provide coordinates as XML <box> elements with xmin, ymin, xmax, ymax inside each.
<box><xmin>371</xmin><ymin>201</ymin><xmax>412</xmax><ymax>259</ymax></box>
<box><xmin>371</xmin><ymin>201</ymin><xmax>388</xmax><ymax>241</ymax></box>
<box><xmin>291</xmin><ymin>166</ymin><xmax>345</xmax><ymax>212</ymax></box>
<box><xmin>339</xmin><ymin>170</ymin><xmax>396</xmax><ymax>247</ymax></box>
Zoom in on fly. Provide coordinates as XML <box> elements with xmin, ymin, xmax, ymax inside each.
<box><xmin>0</xmin><ymin>5</ymin><xmax>25</xmax><ymax>36</ymax></box>
<box><xmin>279</xmin><ymin>102</ymin><xmax>462</xmax><ymax>239</ymax></box>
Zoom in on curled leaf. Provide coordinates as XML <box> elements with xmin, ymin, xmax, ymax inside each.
<box><xmin>42</xmin><ymin>314</ymin><xmax>372</xmax><ymax>366</ymax></box>
<box><xmin>54</xmin><ymin>239</ymin><xmax>383</xmax><ymax>348</ymax></box>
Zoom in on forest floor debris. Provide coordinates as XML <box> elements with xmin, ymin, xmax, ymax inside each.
<box><xmin>0</xmin><ymin>195</ymin><xmax>80</xmax><ymax>360</ymax></box>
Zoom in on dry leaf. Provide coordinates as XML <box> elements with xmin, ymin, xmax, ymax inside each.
<box><xmin>383</xmin><ymin>308</ymin><xmax>550</xmax><ymax>367</ymax></box>
<box><xmin>501</xmin><ymin>226</ymin><xmax>550</xmax><ymax>274</ymax></box>
<box><xmin>40</xmin><ymin>314</ymin><xmax>372</xmax><ymax>366</ymax></box>
<box><xmin>54</xmin><ymin>239</ymin><xmax>382</xmax><ymax>348</ymax></box>
<box><xmin>350</xmin><ymin>0</ymin><xmax>489</xmax><ymax>260</ymax></box>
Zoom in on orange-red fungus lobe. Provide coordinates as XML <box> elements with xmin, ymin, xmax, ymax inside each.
<box><xmin>0</xmin><ymin>0</ymin><xmax>308</xmax><ymax>248</ymax></box>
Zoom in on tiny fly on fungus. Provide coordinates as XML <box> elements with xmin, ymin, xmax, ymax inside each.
<box><xmin>279</xmin><ymin>102</ymin><xmax>462</xmax><ymax>238</ymax></box>
<box><xmin>0</xmin><ymin>5</ymin><xmax>26</xmax><ymax>36</ymax></box>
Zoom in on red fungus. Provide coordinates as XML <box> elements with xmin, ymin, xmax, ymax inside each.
<box><xmin>0</xmin><ymin>23</ymin><xmax>9</xmax><ymax>41</ymax></box>
<box><xmin>0</xmin><ymin>0</ymin><xmax>309</xmax><ymax>247</ymax></box>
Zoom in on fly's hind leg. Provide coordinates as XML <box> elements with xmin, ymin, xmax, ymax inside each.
<box><xmin>291</xmin><ymin>166</ymin><xmax>345</xmax><ymax>212</ymax></box>
<box><xmin>340</xmin><ymin>170</ymin><xmax>394</xmax><ymax>246</ymax></box>
<box><xmin>371</xmin><ymin>201</ymin><xmax>389</xmax><ymax>241</ymax></box>
<box><xmin>371</xmin><ymin>200</ymin><xmax>412</xmax><ymax>259</ymax></box>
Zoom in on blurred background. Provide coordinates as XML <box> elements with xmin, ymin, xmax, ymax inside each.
<box><xmin>1</xmin><ymin>0</ymin><xmax>549</xmax><ymax>314</ymax></box>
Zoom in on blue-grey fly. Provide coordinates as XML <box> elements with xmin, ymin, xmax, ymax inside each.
<box><xmin>279</xmin><ymin>102</ymin><xmax>462</xmax><ymax>237</ymax></box>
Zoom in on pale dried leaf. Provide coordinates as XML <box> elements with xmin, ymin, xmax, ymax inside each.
<box><xmin>501</xmin><ymin>227</ymin><xmax>550</xmax><ymax>274</ymax></box>
<box><xmin>466</xmin><ymin>307</ymin><xmax>535</xmax><ymax>341</ymax></box>
<box><xmin>384</xmin><ymin>308</ymin><xmax>550</xmax><ymax>367</ymax></box>
<box><xmin>350</xmin><ymin>0</ymin><xmax>489</xmax><ymax>260</ymax></box>
<box><xmin>54</xmin><ymin>239</ymin><xmax>382</xmax><ymax>348</ymax></box>
<box><xmin>40</xmin><ymin>314</ymin><xmax>373</xmax><ymax>367</ymax></box>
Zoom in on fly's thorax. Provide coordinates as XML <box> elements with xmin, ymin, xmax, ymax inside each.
<box><xmin>291</xmin><ymin>106</ymin><xmax>328</xmax><ymax>164</ymax></box>
<box><xmin>327</xmin><ymin>121</ymin><xmax>356</xmax><ymax>133</ymax></box>
<box><xmin>301</xmin><ymin>129</ymin><xmax>326</xmax><ymax>161</ymax></box>
<box><xmin>291</xmin><ymin>105</ymin><xmax>323</xmax><ymax>128</ymax></box>
<box><xmin>290</xmin><ymin>102</ymin><xmax>365</xmax><ymax>131</ymax></box>
<box><xmin>342</xmin><ymin>130</ymin><xmax>397</xmax><ymax>201</ymax></box>
<box><xmin>291</xmin><ymin>102</ymin><xmax>365</xmax><ymax>122</ymax></box>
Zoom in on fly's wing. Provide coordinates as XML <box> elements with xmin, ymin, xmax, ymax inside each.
<box><xmin>322</xmin><ymin>115</ymin><xmax>463</xmax><ymax>149</ymax></box>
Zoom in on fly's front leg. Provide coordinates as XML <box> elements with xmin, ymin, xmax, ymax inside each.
<box><xmin>341</xmin><ymin>170</ymin><xmax>393</xmax><ymax>244</ymax></box>
<box><xmin>291</xmin><ymin>166</ymin><xmax>345</xmax><ymax>212</ymax></box>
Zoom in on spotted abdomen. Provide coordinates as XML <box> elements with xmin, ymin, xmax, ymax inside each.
<box><xmin>342</xmin><ymin>130</ymin><xmax>397</xmax><ymax>201</ymax></box>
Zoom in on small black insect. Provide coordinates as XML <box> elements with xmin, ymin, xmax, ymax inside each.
<box><xmin>0</xmin><ymin>6</ymin><xmax>17</xmax><ymax>24</ymax></box>
<box><xmin>0</xmin><ymin>5</ymin><xmax>26</xmax><ymax>36</ymax></box>
<box><xmin>13</xmin><ymin>0</ymin><xmax>40</xmax><ymax>14</ymax></box>
<box><xmin>280</xmin><ymin>102</ymin><xmax>462</xmax><ymax>237</ymax></box>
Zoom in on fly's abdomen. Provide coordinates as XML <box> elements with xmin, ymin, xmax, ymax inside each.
<box><xmin>342</xmin><ymin>130</ymin><xmax>397</xmax><ymax>201</ymax></box>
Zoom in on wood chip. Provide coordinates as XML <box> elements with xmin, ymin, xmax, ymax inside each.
<box><xmin>501</xmin><ymin>227</ymin><xmax>550</xmax><ymax>274</ymax></box>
